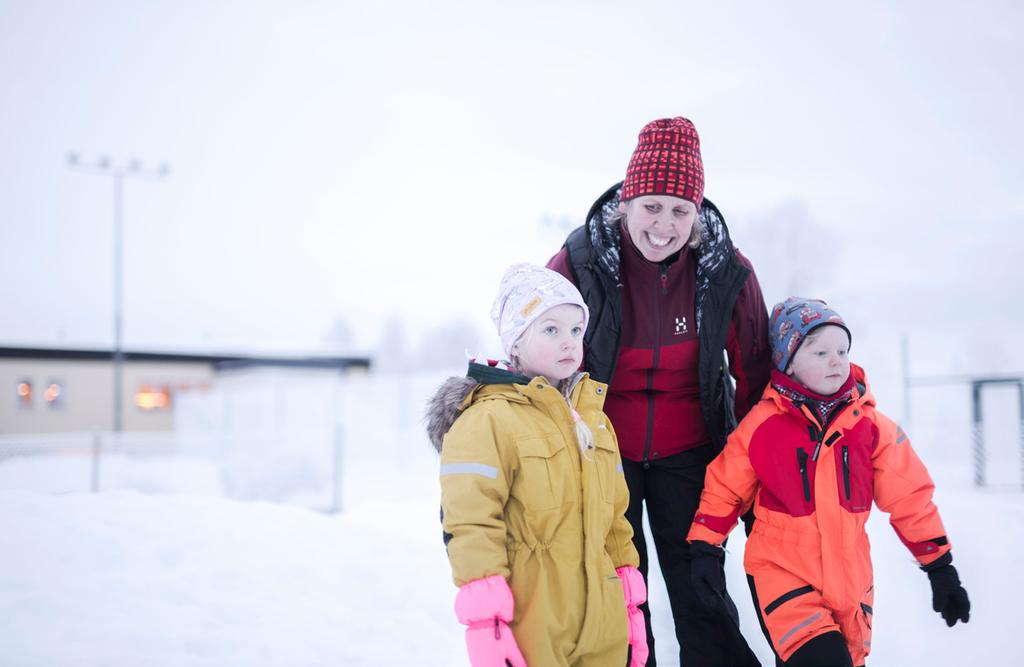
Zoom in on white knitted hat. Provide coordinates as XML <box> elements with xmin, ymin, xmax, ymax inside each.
<box><xmin>490</xmin><ymin>263</ymin><xmax>590</xmax><ymax>359</ymax></box>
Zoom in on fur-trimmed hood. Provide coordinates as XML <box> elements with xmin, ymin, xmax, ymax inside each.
<box><xmin>424</xmin><ymin>362</ymin><xmax>534</xmax><ymax>452</ymax></box>
<box><xmin>424</xmin><ymin>375</ymin><xmax>479</xmax><ymax>452</ymax></box>
<box><xmin>424</xmin><ymin>362</ymin><xmax>590</xmax><ymax>452</ymax></box>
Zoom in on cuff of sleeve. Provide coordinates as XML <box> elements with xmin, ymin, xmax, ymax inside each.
<box><xmin>893</xmin><ymin>526</ymin><xmax>950</xmax><ymax>563</ymax></box>
<box><xmin>687</xmin><ymin>522</ymin><xmax>727</xmax><ymax>546</ymax></box>
<box><xmin>915</xmin><ymin>542</ymin><xmax>952</xmax><ymax>567</ymax></box>
<box><xmin>454</xmin><ymin>575</ymin><xmax>515</xmax><ymax>625</ymax></box>
<box><xmin>616</xmin><ymin>566</ymin><xmax>647</xmax><ymax>607</ymax></box>
<box><xmin>920</xmin><ymin>551</ymin><xmax>953</xmax><ymax>572</ymax></box>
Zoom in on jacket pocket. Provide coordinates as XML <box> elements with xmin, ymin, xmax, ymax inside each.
<box><xmin>854</xmin><ymin>586</ymin><xmax>874</xmax><ymax>658</ymax></box>
<box><xmin>842</xmin><ymin>445</ymin><xmax>851</xmax><ymax>499</ymax></box>
<box><xmin>764</xmin><ymin>584</ymin><xmax>815</xmax><ymax>615</ymax></box>
<box><xmin>513</xmin><ymin>434</ymin><xmax>570</xmax><ymax>511</ymax></box>
<box><xmin>593</xmin><ymin>425</ymin><xmax>619</xmax><ymax>504</ymax></box>
<box><xmin>835</xmin><ymin>420</ymin><xmax>875</xmax><ymax>513</ymax></box>
<box><xmin>860</xmin><ymin>601</ymin><xmax>873</xmax><ymax>629</ymax></box>
<box><xmin>796</xmin><ymin>448</ymin><xmax>811</xmax><ymax>502</ymax></box>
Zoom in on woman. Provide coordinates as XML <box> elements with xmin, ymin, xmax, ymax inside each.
<box><xmin>548</xmin><ymin>117</ymin><xmax>770</xmax><ymax>667</ymax></box>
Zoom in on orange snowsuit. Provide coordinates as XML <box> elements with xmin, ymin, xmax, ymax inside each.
<box><xmin>687</xmin><ymin>364</ymin><xmax>951</xmax><ymax>664</ymax></box>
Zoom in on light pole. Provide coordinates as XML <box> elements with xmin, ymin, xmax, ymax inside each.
<box><xmin>67</xmin><ymin>153</ymin><xmax>171</xmax><ymax>432</ymax></box>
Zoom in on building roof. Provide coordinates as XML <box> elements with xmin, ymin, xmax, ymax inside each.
<box><xmin>0</xmin><ymin>346</ymin><xmax>371</xmax><ymax>372</ymax></box>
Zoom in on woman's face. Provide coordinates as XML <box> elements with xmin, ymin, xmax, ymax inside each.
<box><xmin>619</xmin><ymin>195</ymin><xmax>697</xmax><ymax>262</ymax></box>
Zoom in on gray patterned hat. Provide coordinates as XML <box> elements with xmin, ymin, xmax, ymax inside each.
<box><xmin>769</xmin><ymin>296</ymin><xmax>851</xmax><ymax>372</ymax></box>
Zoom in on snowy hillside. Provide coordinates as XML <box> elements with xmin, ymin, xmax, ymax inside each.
<box><xmin>1</xmin><ymin>371</ymin><xmax>1022</xmax><ymax>666</ymax></box>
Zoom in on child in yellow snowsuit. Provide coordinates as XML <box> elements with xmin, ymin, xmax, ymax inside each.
<box><xmin>427</xmin><ymin>264</ymin><xmax>648</xmax><ymax>666</ymax></box>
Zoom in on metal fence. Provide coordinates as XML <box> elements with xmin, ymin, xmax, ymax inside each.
<box><xmin>905</xmin><ymin>375</ymin><xmax>1024</xmax><ymax>490</ymax></box>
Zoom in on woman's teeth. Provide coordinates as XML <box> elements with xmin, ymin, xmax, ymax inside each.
<box><xmin>647</xmin><ymin>233</ymin><xmax>672</xmax><ymax>247</ymax></box>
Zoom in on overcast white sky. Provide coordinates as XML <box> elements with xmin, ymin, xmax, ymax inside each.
<box><xmin>1</xmin><ymin>1</ymin><xmax>1021</xmax><ymax>362</ymax></box>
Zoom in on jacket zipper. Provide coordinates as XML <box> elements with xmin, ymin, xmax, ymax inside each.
<box><xmin>842</xmin><ymin>445</ymin><xmax>851</xmax><ymax>499</ymax></box>
<box><xmin>796</xmin><ymin>448</ymin><xmax>810</xmax><ymax>502</ymax></box>
<box><xmin>606</xmin><ymin>280</ymin><xmax>625</xmax><ymax>387</ymax></box>
<box><xmin>642</xmin><ymin>364</ymin><xmax>655</xmax><ymax>467</ymax></box>
<box><xmin>797</xmin><ymin>403</ymin><xmax>827</xmax><ymax>461</ymax></box>
<box><xmin>642</xmin><ymin>265</ymin><xmax>670</xmax><ymax>467</ymax></box>
<box><xmin>798</xmin><ymin>402</ymin><xmax>852</xmax><ymax>502</ymax></box>
<box><xmin>810</xmin><ymin>424</ymin><xmax>825</xmax><ymax>461</ymax></box>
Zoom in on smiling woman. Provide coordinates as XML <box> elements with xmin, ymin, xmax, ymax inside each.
<box><xmin>547</xmin><ymin>116</ymin><xmax>772</xmax><ymax>667</ymax></box>
<box><xmin>616</xmin><ymin>195</ymin><xmax>701</xmax><ymax>262</ymax></box>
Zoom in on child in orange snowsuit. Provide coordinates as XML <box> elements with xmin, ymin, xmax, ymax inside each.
<box><xmin>686</xmin><ymin>297</ymin><xmax>970</xmax><ymax>667</ymax></box>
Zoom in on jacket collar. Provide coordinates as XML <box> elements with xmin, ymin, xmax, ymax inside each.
<box><xmin>764</xmin><ymin>363</ymin><xmax>873</xmax><ymax>411</ymax></box>
<box><xmin>425</xmin><ymin>361</ymin><xmax>596</xmax><ymax>453</ymax></box>
<box><xmin>771</xmin><ymin>368</ymin><xmax>856</xmax><ymax>403</ymax></box>
<box><xmin>461</xmin><ymin>365</ymin><xmax>589</xmax><ymax>410</ymax></box>
<box><xmin>467</xmin><ymin>360</ymin><xmax>532</xmax><ymax>386</ymax></box>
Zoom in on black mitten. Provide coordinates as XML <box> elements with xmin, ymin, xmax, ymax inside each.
<box><xmin>689</xmin><ymin>540</ymin><xmax>727</xmax><ymax>612</ymax></box>
<box><xmin>925</xmin><ymin>559</ymin><xmax>970</xmax><ymax>627</ymax></box>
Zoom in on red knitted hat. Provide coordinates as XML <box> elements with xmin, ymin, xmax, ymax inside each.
<box><xmin>621</xmin><ymin>117</ymin><xmax>704</xmax><ymax>206</ymax></box>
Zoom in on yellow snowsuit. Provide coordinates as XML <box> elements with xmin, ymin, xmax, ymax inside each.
<box><xmin>438</xmin><ymin>371</ymin><xmax>639</xmax><ymax>666</ymax></box>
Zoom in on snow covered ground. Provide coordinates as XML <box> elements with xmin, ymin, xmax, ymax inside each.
<box><xmin>2</xmin><ymin>370</ymin><xmax>1022</xmax><ymax>666</ymax></box>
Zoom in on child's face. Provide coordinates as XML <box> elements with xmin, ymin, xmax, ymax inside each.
<box><xmin>513</xmin><ymin>304</ymin><xmax>585</xmax><ymax>382</ymax></box>
<box><xmin>787</xmin><ymin>325</ymin><xmax>851</xmax><ymax>395</ymax></box>
<box><xmin>619</xmin><ymin>195</ymin><xmax>698</xmax><ymax>262</ymax></box>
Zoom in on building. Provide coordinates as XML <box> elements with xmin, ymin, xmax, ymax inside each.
<box><xmin>0</xmin><ymin>346</ymin><xmax>370</xmax><ymax>434</ymax></box>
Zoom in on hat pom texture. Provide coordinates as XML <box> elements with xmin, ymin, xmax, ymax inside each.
<box><xmin>621</xmin><ymin>117</ymin><xmax>704</xmax><ymax>206</ymax></box>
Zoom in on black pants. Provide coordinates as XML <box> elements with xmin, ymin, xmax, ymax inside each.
<box><xmin>623</xmin><ymin>446</ymin><xmax>761</xmax><ymax>667</ymax></box>
<box><xmin>780</xmin><ymin>632</ymin><xmax>856</xmax><ymax>667</ymax></box>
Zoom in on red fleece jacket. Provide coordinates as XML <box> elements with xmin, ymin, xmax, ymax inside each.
<box><xmin>548</xmin><ymin>225</ymin><xmax>769</xmax><ymax>461</ymax></box>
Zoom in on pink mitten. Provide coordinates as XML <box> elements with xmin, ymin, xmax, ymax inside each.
<box><xmin>617</xmin><ymin>566</ymin><xmax>649</xmax><ymax>667</ymax></box>
<box><xmin>454</xmin><ymin>575</ymin><xmax>528</xmax><ymax>667</ymax></box>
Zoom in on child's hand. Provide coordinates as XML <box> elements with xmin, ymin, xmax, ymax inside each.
<box><xmin>455</xmin><ymin>575</ymin><xmax>528</xmax><ymax>667</ymax></box>
<box><xmin>926</xmin><ymin>563</ymin><xmax>970</xmax><ymax>627</ymax></box>
<box><xmin>617</xmin><ymin>566</ymin><xmax>649</xmax><ymax>667</ymax></box>
<box><xmin>465</xmin><ymin>619</ymin><xmax>527</xmax><ymax>667</ymax></box>
<box><xmin>689</xmin><ymin>541</ymin><xmax>729</xmax><ymax>614</ymax></box>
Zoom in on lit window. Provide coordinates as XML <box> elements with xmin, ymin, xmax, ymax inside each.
<box><xmin>15</xmin><ymin>379</ymin><xmax>32</xmax><ymax>409</ymax></box>
<box><xmin>135</xmin><ymin>384</ymin><xmax>172</xmax><ymax>411</ymax></box>
<box><xmin>44</xmin><ymin>380</ymin><xmax>64</xmax><ymax>410</ymax></box>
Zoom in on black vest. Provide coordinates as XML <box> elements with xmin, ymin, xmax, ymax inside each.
<box><xmin>562</xmin><ymin>183</ymin><xmax>751</xmax><ymax>451</ymax></box>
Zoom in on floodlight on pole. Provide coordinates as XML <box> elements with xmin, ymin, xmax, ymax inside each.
<box><xmin>67</xmin><ymin>152</ymin><xmax>171</xmax><ymax>432</ymax></box>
